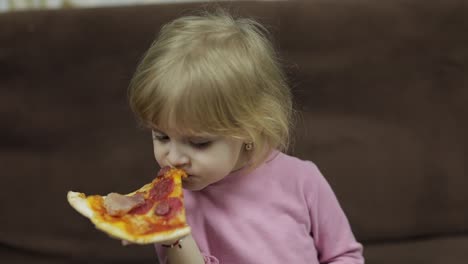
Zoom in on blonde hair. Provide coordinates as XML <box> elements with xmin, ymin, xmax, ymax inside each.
<box><xmin>128</xmin><ymin>9</ymin><xmax>294</xmax><ymax>169</ymax></box>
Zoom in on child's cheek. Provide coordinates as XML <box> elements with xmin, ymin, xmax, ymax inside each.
<box><xmin>152</xmin><ymin>145</ymin><xmax>163</xmax><ymax>163</ymax></box>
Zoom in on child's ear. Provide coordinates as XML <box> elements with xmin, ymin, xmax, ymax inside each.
<box><xmin>244</xmin><ymin>142</ymin><xmax>254</xmax><ymax>151</ymax></box>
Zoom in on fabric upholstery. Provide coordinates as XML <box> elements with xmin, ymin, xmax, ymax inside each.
<box><xmin>1</xmin><ymin>0</ymin><xmax>467</xmax><ymax>263</ymax></box>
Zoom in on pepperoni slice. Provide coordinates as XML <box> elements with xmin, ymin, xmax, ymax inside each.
<box><xmin>154</xmin><ymin>197</ymin><xmax>182</xmax><ymax>218</ymax></box>
<box><xmin>128</xmin><ymin>199</ymin><xmax>155</xmax><ymax>215</ymax></box>
<box><xmin>149</xmin><ymin>177</ymin><xmax>174</xmax><ymax>201</ymax></box>
<box><xmin>154</xmin><ymin>201</ymin><xmax>170</xmax><ymax>216</ymax></box>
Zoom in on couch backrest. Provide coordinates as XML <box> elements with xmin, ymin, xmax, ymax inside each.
<box><xmin>1</xmin><ymin>0</ymin><xmax>467</xmax><ymax>260</ymax></box>
<box><xmin>280</xmin><ymin>0</ymin><xmax>468</xmax><ymax>243</ymax></box>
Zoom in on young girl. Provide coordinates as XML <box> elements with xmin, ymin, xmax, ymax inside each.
<box><xmin>128</xmin><ymin>10</ymin><xmax>364</xmax><ymax>264</ymax></box>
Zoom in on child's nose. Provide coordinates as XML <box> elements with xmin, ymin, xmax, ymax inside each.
<box><xmin>166</xmin><ymin>144</ymin><xmax>189</xmax><ymax>168</ymax></box>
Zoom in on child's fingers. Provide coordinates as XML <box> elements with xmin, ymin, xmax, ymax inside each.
<box><xmin>121</xmin><ymin>240</ymin><xmax>131</xmax><ymax>246</ymax></box>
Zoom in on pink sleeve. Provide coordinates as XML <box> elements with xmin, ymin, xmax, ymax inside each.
<box><xmin>307</xmin><ymin>164</ymin><xmax>364</xmax><ymax>264</ymax></box>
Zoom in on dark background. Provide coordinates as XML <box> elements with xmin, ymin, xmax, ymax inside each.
<box><xmin>1</xmin><ymin>0</ymin><xmax>467</xmax><ymax>263</ymax></box>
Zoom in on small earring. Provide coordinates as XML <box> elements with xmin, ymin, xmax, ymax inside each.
<box><xmin>245</xmin><ymin>142</ymin><xmax>253</xmax><ymax>151</ymax></box>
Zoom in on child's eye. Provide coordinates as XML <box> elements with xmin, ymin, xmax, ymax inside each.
<box><xmin>190</xmin><ymin>140</ymin><xmax>212</xmax><ymax>149</ymax></box>
<box><xmin>153</xmin><ymin>134</ymin><xmax>169</xmax><ymax>142</ymax></box>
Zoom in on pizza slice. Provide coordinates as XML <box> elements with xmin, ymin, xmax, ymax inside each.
<box><xmin>67</xmin><ymin>167</ymin><xmax>191</xmax><ymax>245</ymax></box>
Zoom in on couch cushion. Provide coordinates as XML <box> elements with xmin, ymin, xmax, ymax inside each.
<box><xmin>0</xmin><ymin>245</ymin><xmax>153</xmax><ymax>264</ymax></box>
<box><xmin>364</xmin><ymin>235</ymin><xmax>468</xmax><ymax>264</ymax></box>
<box><xmin>1</xmin><ymin>0</ymin><xmax>467</xmax><ymax>261</ymax></box>
<box><xmin>280</xmin><ymin>0</ymin><xmax>468</xmax><ymax>242</ymax></box>
<box><xmin>0</xmin><ymin>4</ymin><xmax>159</xmax><ymax>260</ymax></box>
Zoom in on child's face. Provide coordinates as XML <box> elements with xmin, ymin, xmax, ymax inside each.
<box><xmin>151</xmin><ymin>127</ymin><xmax>246</xmax><ymax>191</ymax></box>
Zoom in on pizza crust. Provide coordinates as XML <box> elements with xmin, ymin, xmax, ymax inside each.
<box><xmin>67</xmin><ymin>191</ymin><xmax>191</xmax><ymax>244</ymax></box>
<box><xmin>67</xmin><ymin>191</ymin><xmax>94</xmax><ymax>218</ymax></box>
<box><xmin>89</xmin><ymin>217</ymin><xmax>191</xmax><ymax>244</ymax></box>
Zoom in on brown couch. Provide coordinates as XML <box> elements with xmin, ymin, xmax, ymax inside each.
<box><xmin>1</xmin><ymin>0</ymin><xmax>467</xmax><ymax>263</ymax></box>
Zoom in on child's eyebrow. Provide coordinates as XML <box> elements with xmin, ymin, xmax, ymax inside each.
<box><xmin>151</xmin><ymin>129</ymin><xmax>166</xmax><ymax>135</ymax></box>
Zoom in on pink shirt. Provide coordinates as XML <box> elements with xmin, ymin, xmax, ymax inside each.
<box><xmin>156</xmin><ymin>152</ymin><xmax>364</xmax><ymax>263</ymax></box>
